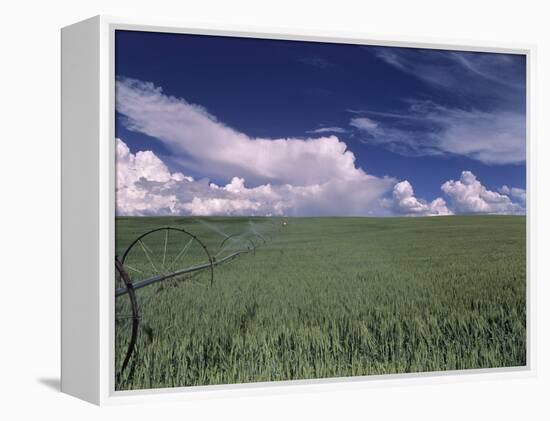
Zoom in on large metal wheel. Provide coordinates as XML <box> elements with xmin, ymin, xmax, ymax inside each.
<box><xmin>121</xmin><ymin>227</ymin><xmax>214</xmax><ymax>287</ymax></box>
<box><xmin>115</xmin><ymin>259</ymin><xmax>140</xmax><ymax>385</ymax></box>
<box><xmin>114</xmin><ymin>227</ymin><xmax>214</xmax><ymax>387</ymax></box>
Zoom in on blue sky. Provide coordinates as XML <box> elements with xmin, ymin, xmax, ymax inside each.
<box><xmin>114</xmin><ymin>30</ymin><xmax>526</xmax><ymax>217</ymax></box>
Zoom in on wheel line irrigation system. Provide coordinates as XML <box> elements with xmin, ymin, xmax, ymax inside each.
<box><xmin>115</xmin><ymin>221</ymin><xmax>278</xmax><ymax>381</ymax></box>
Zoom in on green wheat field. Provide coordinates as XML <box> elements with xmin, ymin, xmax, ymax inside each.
<box><xmin>114</xmin><ymin>215</ymin><xmax>526</xmax><ymax>391</ymax></box>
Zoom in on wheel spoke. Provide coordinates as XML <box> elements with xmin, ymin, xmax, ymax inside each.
<box><xmin>167</xmin><ymin>237</ymin><xmax>194</xmax><ymax>272</ymax></box>
<box><xmin>124</xmin><ymin>264</ymin><xmax>144</xmax><ymax>275</ymax></box>
<box><xmin>138</xmin><ymin>239</ymin><xmax>159</xmax><ymax>273</ymax></box>
<box><xmin>162</xmin><ymin>229</ymin><xmax>169</xmax><ymax>270</ymax></box>
<box><xmin>140</xmin><ymin>239</ymin><xmax>154</xmax><ymax>254</ymax></box>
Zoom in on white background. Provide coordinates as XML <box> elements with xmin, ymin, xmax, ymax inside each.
<box><xmin>1</xmin><ymin>0</ymin><xmax>548</xmax><ymax>419</ymax></box>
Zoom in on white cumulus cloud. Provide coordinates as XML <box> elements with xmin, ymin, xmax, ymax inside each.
<box><xmin>116</xmin><ymin>140</ymin><xmax>525</xmax><ymax>217</ymax></box>
<box><xmin>386</xmin><ymin>180</ymin><xmax>452</xmax><ymax>216</ymax></box>
<box><xmin>116</xmin><ymin>139</ymin><xmax>191</xmax><ymax>215</ymax></box>
<box><xmin>441</xmin><ymin>171</ymin><xmax>525</xmax><ymax>214</ymax></box>
<box><xmin>116</xmin><ymin>139</ymin><xmax>396</xmax><ymax>216</ymax></box>
<box><xmin>499</xmin><ymin>185</ymin><xmax>527</xmax><ymax>205</ymax></box>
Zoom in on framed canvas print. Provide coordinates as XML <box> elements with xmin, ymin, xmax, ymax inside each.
<box><xmin>61</xmin><ymin>16</ymin><xmax>533</xmax><ymax>405</ymax></box>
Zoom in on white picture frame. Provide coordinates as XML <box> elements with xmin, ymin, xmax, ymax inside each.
<box><xmin>61</xmin><ymin>15</ymin><xmax>535</xmax><ymax>405</ymax></box>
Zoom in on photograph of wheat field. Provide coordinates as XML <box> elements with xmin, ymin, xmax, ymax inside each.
<box><xmin>114</xmin><ymin>30</ymin><xmax>527</xmax><ymax>391</ymax></box>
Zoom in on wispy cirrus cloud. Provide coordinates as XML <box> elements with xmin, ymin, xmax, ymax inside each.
<box><xmin>306</xmin><ymin>126</ymin><xmax>348</xmax><ymax>134</ymax></box>
<box><xmin>350</xmin><ymin>117</ymin><xmax>379</xmax><ymax>131</ymax></box>
<box><xmin>349</xmin><ymin>100</ymin><xmax>526</xmax><ymax>164</ymax></box>
<box><xmin>373</xmin><ymin>47</ymin><xmax>525</xmax><ymax>93</ymax></box>
<box><xmin>448</xmin><ymin>52</ymin><xmax>525</xmax><ymax>89</ymax></box>
<box><xmin>357</xmin><ymin>47</ymin><xmax>526</xmax><ymax>165</ymax></box>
